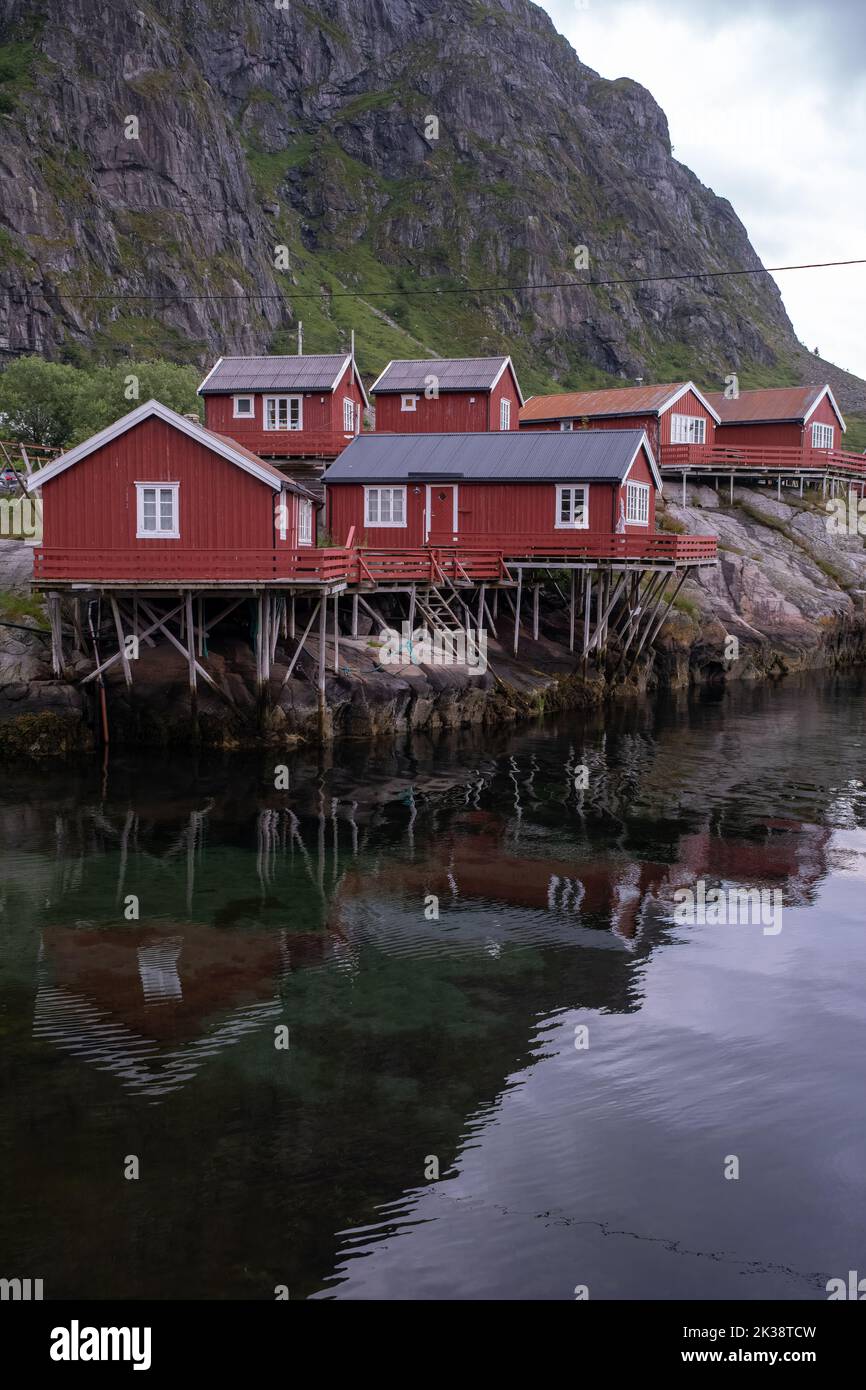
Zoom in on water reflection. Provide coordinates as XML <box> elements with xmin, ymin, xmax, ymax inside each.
<box><xmin>2</xmin><ymin>672</ymin><xmax>866</xmax><ymax>1298</ymax></box>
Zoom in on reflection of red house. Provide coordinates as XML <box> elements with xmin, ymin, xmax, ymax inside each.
<box><xmin>329</xmin><ymin>811</ymin><xmax>831</xmax><ymax>943</ymax></box>
<box><xmin>34</xmin><ymin>921</ymin><xmax>340</xmax><ymax>1098</ymax></box>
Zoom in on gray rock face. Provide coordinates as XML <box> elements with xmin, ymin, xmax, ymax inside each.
<box><xmin>2</xmin><ymin>0</ymin><xmax>860</xmax><ymax>404</ymax></box>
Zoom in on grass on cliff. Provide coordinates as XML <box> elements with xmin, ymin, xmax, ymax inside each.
<box><xmin>0</xmin><ymin>587</ymin><xmax>45</xmax><ymax>624</ymax></box>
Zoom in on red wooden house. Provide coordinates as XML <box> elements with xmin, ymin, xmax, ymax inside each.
<box><xmin>703</xmin><ymin>384</ymin><xmax>846</xmax><ymax>451</ymax></box>
<box><xmin>519</xmin><ymin>381</ymin><xmax>720</xmax><ymax>459</ymax></box>
<box><xmin>28</xmin><ymin>400</ymin><xmax>319</xmax><ymax>582</ymax></box>
<box><xmin>197</xmin><ymin>353</ymin><xmax>368</xmax><ymax>462</ymax></box>
<box><xmin>370</xmin><ymin>356</ymin><xmax>523</xmax><ymax>433</ymax></box>
<box><xmin>324</xmin><ymin>428</ymin><xmax>661</xmax><ymax>548</ymax></box>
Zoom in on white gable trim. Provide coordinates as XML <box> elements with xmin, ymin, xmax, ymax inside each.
<box><xmin>803</xmin><ymin>384</ymin><xmax>846</xmax><ymax>431</ymax></box>
<box><xmin>369</xmin><ymin>359</ymin><xmax>396</xmax><ymax>395</ymax></box>
<box><xmin>490</xmin><ymin>355</ymin><xmax>526</xmax><ymax>407</ymax></box>
<box><xmin>27</xmin><ymin>400</ymin><xmax>284</xmax><ymax>493</ymax></box>
<box><xmin>196</xmin><ymin>356</ymin><xmax>224</xmax><ymax>396</ymax></box>
<box><xmin>662</xmin><ymin>381</ymin><xmax>722</xmax><ymax>425</ymax></box>
<box><xmin>623</xmin><ymin>433</ymin><xmax>662</xmax><ymax>492</ymax></box>
<box><xmin>340</xmin><ymin>354</ymin><xmax>370</xmax><ymax>409</ymax></box>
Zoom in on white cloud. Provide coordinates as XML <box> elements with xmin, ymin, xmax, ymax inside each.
<box><xmin>540</xmin><ymin>0</ymin><xmax>866</xmax><ymax>378</ymax></box>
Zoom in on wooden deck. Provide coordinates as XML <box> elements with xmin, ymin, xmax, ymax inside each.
<box><xmin>31</xmin><ymin>531</ymin><xmax>717</xmax><ymax>590</ymax></box>
<box><xmin>660</xmin><ymin>443</ymin><xmax>866</xmax><ymax>481</ymax></box>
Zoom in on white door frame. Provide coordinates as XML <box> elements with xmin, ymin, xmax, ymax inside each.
<box><xmin>424</xmin><ymin>483</ymin><xmax>459</xmax><ymax>542</ymax></box>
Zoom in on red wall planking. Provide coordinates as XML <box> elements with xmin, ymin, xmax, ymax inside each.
<box><xmin>203</xmin><ymin>361</ymin><xmax>364</xmax><ymax>454</ymax></box>
<box><xmin>520</xmin><ymin>390</ymin><xmax>716</xmax><ymax>457</ymax></box>
<box><xmin>373</xmin><ymin>365</ymin><xmax>521</xmax><ymax>434</ymax></box>
<box><xmin>326</xmin><ymin>456</ymin><xmax>657</xmax><ymax>547</ymax></box>
<box><xmin>713</xmin><ymin>394</ymin><xmax>842</xmax><ymax>450</ymax></box>
<box><xmin>40</xmin><ymin>416</ymin><xmax>291</xmax><ymax>555</ymax></box>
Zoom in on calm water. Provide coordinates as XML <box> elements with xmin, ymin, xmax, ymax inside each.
<box><xmin>2</xmin><ymin>674</ymin><xmax>866</xmax><ymax>1301</ymax></box>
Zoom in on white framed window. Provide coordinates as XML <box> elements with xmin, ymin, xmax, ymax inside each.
<box><xmin>365</xmin><ymin>486</ymin><xmax>406</xmax><ymax>527</ymax></box>
<box><xmin>625</xmin><ymin>481</ymin><xmax>650</xmax><ymax>525</ymax></box>
<box><xmin>343</xmin><ymin>398</ymin><xmax>356</xmax><ymax>433</ymax></box>
<box><xmin>298</xmin><ymin>497</ymin><xmax>313</xmax><ymax>545</ymax></box>
<box><xmin>233</xmin><ymin>395</ymin><xmax>254</xmax><ymax>419</ymax></box>
<box><xmin>264</xmin><ymin>395</ymin><xmax>302</xmax><ymax>430</ymax></box>
<box><xmin>670</xmin><ymin>413</ymin><xmax>706</xmax><ymax>445</ymax></box>
<box><xmin>812</xmin><ymin>422</ymin><xmax>834</xmax><ymax>449</ymax></box>
<box><xmin>555</xmin><ymin>484</ymin><xmax>588</xmax><ymax>529</ymax></box>
<box><xmin>401</xmin><ymin>394</ymin><xmax>418</xmax><ymax>412</ymax></box>
<box><xmin>500</xmin><ymin>398</ymin><xmax>511</xmax><ymax>430</ymax></box>
<box><xmin>136</xmin><ymin>483</ymin><xmax>179</xmax><ymax>539</ymax></box>
<box><xmin>559</xmin><ymin>420</ymin><xmax>574</xmax><ymax>432</ymax></box>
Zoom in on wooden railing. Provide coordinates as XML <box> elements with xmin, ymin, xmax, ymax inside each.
<box><xmin>661</xmin><ymin>443</ymin><xmax>866</xmax><ymax>478</ymax></box>
<box><xmin>225</xmin><ymin>429</ymin><xmax>357</xmax><ymax>459</ymax></box>
<box><xmin>32</xmin><ymin>531</ymin><xmax>715</xmax><ymax>587</ymax></box>
<box><xmin>459</xmin><ymin>532</ymin><xmax>718</xmax><ymax>562</ymax></box>
<box><xmin>32</xmin><ymin>547</ymin><xmax>352</xmax><ymax>584</ymax></box>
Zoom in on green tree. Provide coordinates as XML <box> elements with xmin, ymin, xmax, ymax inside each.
<box><xmin>0</xmin><ymin>356</ymin><xmax>83</xmax><ymax>447</ymax></box>
<box><xmin>69</xmin><ymin>361</ymin><xmax>202</xmax><ymax>443</ymax></box>
<box><xmin>0</xmin><ymin>356</ymin><xmax>204</xmax><ymax>450</ymax></box>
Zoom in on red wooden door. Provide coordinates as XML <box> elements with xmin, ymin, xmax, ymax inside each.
<box><xmin>427</xmin><ymin>485</ymin><xmax>458</xmax><ymax>541</ymax></box>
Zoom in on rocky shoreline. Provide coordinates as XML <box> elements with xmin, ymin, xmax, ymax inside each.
<box><xmin>3</xmin><ymin>482</ymin><xmax>866</xmax><ymax>759</ymax></box>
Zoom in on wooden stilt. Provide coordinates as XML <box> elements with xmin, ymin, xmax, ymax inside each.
<box><xmin>582</xmin><ymin>572</ymin><xmax>592</xmax><ymax>659</ymax></box>
<box><xmin>408</xmin><ymin>584</ymin><xmax>416</xmax><ymax>634</ymax></box>
<box><xmin>290</xmin><ymin>593</ymin><xmax>296</xmax><ymax>639</ymax></box>
<box><xmin>184</xmin><ymin>591</ymin><xmax>198</xmax><ymax>716</ymax></box>
<box><xmin>513</xmin><ymin>568</ymin><xmax>523</xmax><ymax>655</ymax></box>
<box><xmin>82</xmin><ymin>601</ymin><xmax>183</xmax><ymax>684</ymax></box>
<box><xmin>48</xmin><ymin>593</ymin><xmax>63</xmax><ymax>678</ymax></box>
<box><xmin>493</xmin><ymin>589</ymin><xmax>499</xmax><ymax>619</ymax></box>
<box><xmin>197</xmin><ymin>596</ymin><xmax>205</xmax><ymax>657</ymax></box>
<box><xmin>110</xmin><ymin>596</ymin><xmax>133</xmax><ymax>688</ymax></box>
<box><xmin>134</xmin><ymin>598</ymin><xmax>230</xmax><ymax>703</ymax></box>
<box><xmin>532</xmin><ymin>583</ymin><xmax>540</xmax><ymax>640</ymax></box>
<box><xmin>333</xmin><ymin>593</ymin><xmax>340</xmax><ymax>673</ymax></box>
<box><xmin>569</xmin><ymin>570</ymin><xmax>575</xmax><ymax>652</ymax></box>
<box><xmin>280</xmin><ymin>599</ymin><xmax>321</xmax><ymax>687</ymax></box>
<box><xmin>351</xmin><ymin>592</ymin><xmax>359</xmax><ymax>637</ymax></box>
<box><xmin>318</xmin><ymin>592</ymin><xmax>327</xmax><ymax>727</ymax></box>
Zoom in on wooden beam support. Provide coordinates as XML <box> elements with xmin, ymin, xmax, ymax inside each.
<box><xmin>513</xmin><ymin>568</ymin><xmax>523</xmax><ymax>655</ymax></box>
<box><xmin>110</xmin><ymin>595</ymin><xmax>133</xmax><ymax>688</ymax></box>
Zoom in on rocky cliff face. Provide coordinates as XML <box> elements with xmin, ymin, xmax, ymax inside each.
<box><xmin>2</xmin><ymin>0</ymin><xmax>863</xmax><ymax>406</ymax></box>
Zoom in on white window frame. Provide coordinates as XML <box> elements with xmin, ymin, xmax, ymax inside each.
<box><xmin>559</xmin><ymin>420</ymin><xmax>574</xmax><ymax>432</ymax></box>
<box><xmin>499</xmin><ymin>398</ymin><xmax>511</xmax><ymax>431</ymax></box>
<box><xmin>298</xmin><ymin>497</ymin><xmax>313</xmax><ymax>546</ymax></box>
<box><xmin>364</xmin><ymin>486</ymin><xmax>407</xmax><ymax>528</ymax></box>
<box><xmin>625</xmin><ymin>480</ymin><xmax>650</xmax><ymax>526</ymax></box>
<box><xmin>670</xmin><ymin>413</ymin><xmax>706</xmax><ymax>445</ymax></box>
<box><xmin>555</xmin><ymin>484</ymin><xmax>589</xmax><ymax>530</ymax></box>
<box><xmin>136</xmin><ymin>482</ymin><xmax>179</xmax><ymax>539</ymax></box>
<box><xmin>401</xmin><ymin>394</ymin><xmax>418</xmax><ymax>412</ymax></box>
<box><xmin>233</xmin><ymin>395</ymin><xmax>255</xmax><ymax>419</ymax></box>
<box><xmin>264</xmin><ymin>395</ymin><xmax>303</xmax><ymax>431</ymax></box>
<box><xmin>343</xmin><ymin>397</ymin><xmax>356</xmax><ymax>433</ymax></box>
<box><xmin>811</xmin><ymin>421</ymin><xmax>834</xmax><ymax>449</ymax></box>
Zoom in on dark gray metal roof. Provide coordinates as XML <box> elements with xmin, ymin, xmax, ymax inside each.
<box><xmin>325</xmin><ymin>430</ymin><xmax>659</xmax><ymax>486</ymax></box>
<box><xmin>370</xmin><ymin>357</ymin><xmax>512</xmax><ymax>393</ymax></box>
<box><xmin>199</xmin><ymin>354</ymin><xmax>351</xmax><ymax>394</ymax></box>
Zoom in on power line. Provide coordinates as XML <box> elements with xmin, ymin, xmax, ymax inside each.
<box><xmin>60</xmin><ymin>256</ymin><xmax>866</xmax><ymax>304</ymax></box>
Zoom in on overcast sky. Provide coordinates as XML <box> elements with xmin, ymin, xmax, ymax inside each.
<box><xmin>539</xmin><ymin>0</ymin><xmax>866</xmax><ymax>378</ymax></box>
